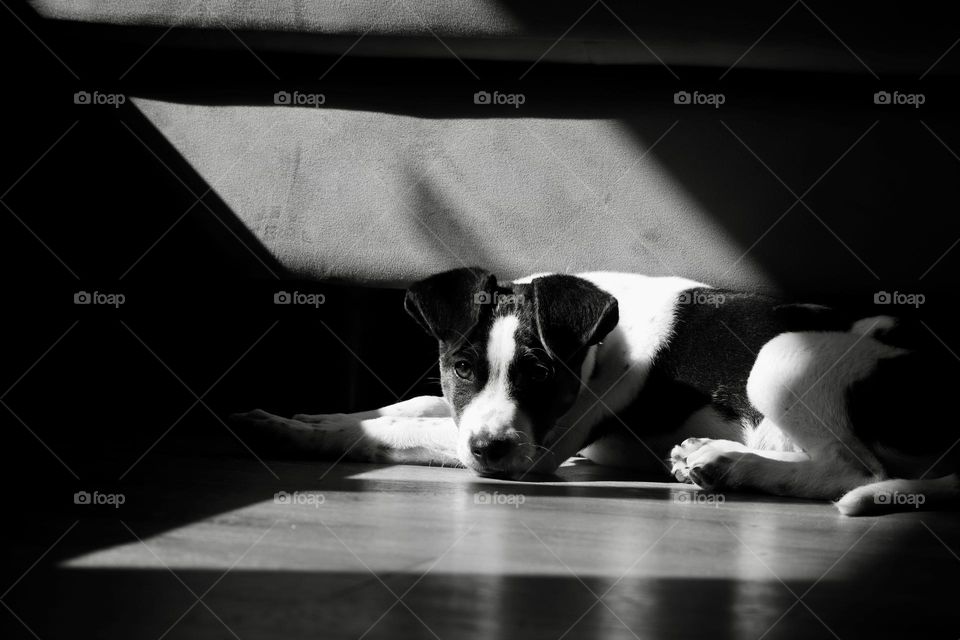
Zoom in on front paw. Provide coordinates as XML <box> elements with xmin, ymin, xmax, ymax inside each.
<box><xmin>292</xmin><ymin>412</ymin><xmax>347</xmax><ymax>424</ymax></box>
<box><xmin>669</xmin><ymin>437</ymin><xmax>713</xmax><ymax>482</ymax></box>
<box><xmin>229</xmin><ymin>409</ymin><xmax>307</xmax><ymax>451</ymax></box>
<box><xmin>229</xmin><ymin>408</ymin><xmax>289</xmax><ymax>436</ymax></box>
<box><xmin>230</xmin><ymin>409</ymin><xmax>378</xmax><ymax>461</ymax></box>
<box><xmin>670</xmin><ymin>438</ymin><xmax>748</xmax><ymax>490</ymax></box>
<box><xmin>684</xmin><ymin>443</ymin><xmax>749</xmax><ymax>491</ymax></box>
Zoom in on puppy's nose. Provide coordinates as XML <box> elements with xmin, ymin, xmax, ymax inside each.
<box><xmin>470</xmin><ymin>436</ymin><xmax>513</xmax><ymax>464</ymax></box>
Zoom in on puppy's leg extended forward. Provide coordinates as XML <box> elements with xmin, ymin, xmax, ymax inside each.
<box><xmin>231</xmin><ymin>396</ymin><xmax>462</xmax><ymax>467</ymax></box>
<box><xmin>292</xmin><ymin>395</ymin><xmax>453</xmax><ymax>422</ymax></box>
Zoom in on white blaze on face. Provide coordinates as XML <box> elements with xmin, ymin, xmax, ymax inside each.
<box><xmin>458</xmin><ymin>315</ymin><xmax>527</xmax><ymax>452</ymax></box>
<box><xmin>487</xmin><ymin>314</ymin><xmax>519</xmax><ymax>380</ymax></box>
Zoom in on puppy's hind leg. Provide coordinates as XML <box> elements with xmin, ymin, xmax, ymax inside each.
<box><xmin>681</xmin><ymin>442</ymin><xmax>863</xmax><ymax>499</ymax></box>
<box><xmin>670</xmin><ymin>434</ymin><xmax>809</xmax><ymax>484</ymax></box>
<box><xmin>694</xmin><ymin>331</ymin><xmax>895</xmax><ymax>501</ymax></box>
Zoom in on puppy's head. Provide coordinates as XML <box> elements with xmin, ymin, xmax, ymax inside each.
<box><xmin>405</xmin><ymin>268</ymin><xmax>618</xmax><ymax>478</ymax></box>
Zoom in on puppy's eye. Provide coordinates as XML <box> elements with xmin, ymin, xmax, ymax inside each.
<box><xmin>528</xmin><ymin>363</ymin><xmax>553</xmax><ymax>382</ymax></box>
<box><xmin>453</xmin><ymin>360</ymin><xmax>474</xmax><ymax>380</ymax></box>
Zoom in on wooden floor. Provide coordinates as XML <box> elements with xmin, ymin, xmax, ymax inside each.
<box><xmin>4</xmin><ymin>452</ymin><xmax>960</xmax><ymax>640</ymax></box>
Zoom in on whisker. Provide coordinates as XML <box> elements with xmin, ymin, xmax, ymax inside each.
<box><xmin>514</xmin><ymin>433</ymin><xmax>552</xmax><ymax>455</ymax></box>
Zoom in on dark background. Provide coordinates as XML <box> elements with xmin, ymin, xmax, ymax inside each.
<box><xmin>3</xmin><ymin>0</ymin><xmax>960</xmax><ymax>518</ymax></box>
<box><xmin>4</xmin><ymin>5</ymin><xmax>960</xmax><ymax>639</ymax></box>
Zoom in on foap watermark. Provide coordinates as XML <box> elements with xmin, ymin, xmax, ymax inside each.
<box><xmin>874</xmin><ymin>291</ymin><xmax>925</xmax><ymax>308</ymax></box>
<box><xmin>474</xmin><ymin>90</ymin><xmax>526</xmax><ymax>109</ymax></box>
<box><xmin>74</xmin><ymin>490</ymin><xmax>125</xmax><ymax>508</ymax></box>
<box><xmin>74</xmin><ymin>90</ymin><xmax>126</xmax><ymax>108</ymax></box>
<box><xmin>674</xmin><ymin>90</ymin><xmax>725</xmax><ymax>108</ymax></box>
<box><xmin>873</xmin><ymin>90</ymin><xmax>925</xmax><ymax>108</ymax></box>
<box><xmin>274</xmin><ymin>91</ymin><xmax>326</xmax><ymax>107</ymax></box>
<box><xmin>274</xmin><ymin>291</ymin><xmax>326</xmax><ymax>307</ymax></box>
<box><xmin>474</xmin><ymin>291</ymin><xmax>524</xmax><ymax>305</ymax></box>
<box><xmin>274</xmin><ymin>491</ymin><xmax>326</xmax><ymax>508</ymax></box>
<box><xmin>677</xmin><ymin>290</ymin><xmax>726</xmax><ymax>308</ymax></box>
<box><xmin>674</xmin><ymin>492</ymin><xmax>725</xmax><ymax>507</ymax></box>
<box><xmin>74</xmin><ymin>290</ymin><xmax>126</xmax><ymax>308</ymax></box>
<box><xmin>474</xmin><ymin>490</ymin><xmax>526</xmax><ymax>508</ymax></box>
<box><xmin>874</xmin><ymin>490</ymin><xmax>925</xmax><ymax>508</ymax></box>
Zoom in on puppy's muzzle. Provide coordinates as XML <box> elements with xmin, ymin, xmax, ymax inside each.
<box><xmin>468</xmin><ymin>435</ymin><xmax>515</xmax><ymax>467</ymax></box>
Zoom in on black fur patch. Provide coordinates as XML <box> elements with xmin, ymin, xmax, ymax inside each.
<box><xmin>404</xmin><ymin>267</ymin><xmax>497</xmax><ymax>345</ymax></box>
<box><xmin>528</xmin><ymin>274</ymin><xmax>619</xmax><ymax>359</ymax></box>
<box><xmin>600</xmin><ymin>289</ymin><xmax>852</xmax><ymax>440</ymax></box>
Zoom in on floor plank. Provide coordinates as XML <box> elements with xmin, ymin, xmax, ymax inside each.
<box><xmin>4</xmin><ymin>454</ymin><xmax>959</xmax><ymax>639</ymax></box>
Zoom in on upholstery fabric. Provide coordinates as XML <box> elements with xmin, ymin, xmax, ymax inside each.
<box><xmin>134</xmin><ymin>96</ymin><xmax>960</xmax><ymax>297</ymax></box>
<box><xmin>28</xmin><ymin>0</ymin><xmax>960</xmax><ymax>295</ymax></box>
<box><xmin>29</xmin><ymin>1</ymin><xmax>960</xmax><ymax>73</ymax></box>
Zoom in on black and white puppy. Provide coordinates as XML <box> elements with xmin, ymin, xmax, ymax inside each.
<box><xmin>234</xmin><ymin>268</ymin><xmax>960</xmax><ymax>515</ymax></box>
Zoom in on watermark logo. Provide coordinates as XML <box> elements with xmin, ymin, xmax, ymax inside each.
<box><xmin>74</xmin><ymin>290</ymin><xmax>126</xmax><ymax>308</ymax></box>
<box><xmin>74</xmin><ymin>91</ymin><xmax>126</xmax><ymax>108</ymax></box>
<box><xmin>674</xmin><ymin>492</ymin><xmax>725</xmax><ymax>507</ymax></box>
<box><xmin>74</xmin><ymin>490</ymin><xmax>125</xmax><ymax>508</ymax></box>
<box><xmin>677</xmin><ymin>290</ymin><xmax>726</xmax><ymax>307</ymax></box>
<box><xmin>274</xmin><ymin>91</ymin><xmax>326</xmax><ymax>107</ymax></box>
<box><xmin>474</xmin><ymin>291</ymin><xmax>525</xmax><ymax>306</ymax></box>
<box><xmin>674</xmin><ymin>90</ymin><xmax>725</xmax><ymax>108</ymax></box>
<box><xmin>874</xmin><ymin>490</ymin><xmax>925</xmax><ymax>508</ymax></box>
<box><xmin>274</xmin><ymin>291</ymin><xmax>326</xmax><ymax>307</ymax></box>
<box><xmin>474</xmin><ymin>490</ymin><xmax>525</xmax><ymax>508</ymax></box>
<box><xmin>274</xmin><ymin>491</ymin><xmax>325</xmax><ymax>508</ymax></box>
<box><xmin>873</xmin><ymin>291</ymin><xmax>925</xmax><ymax>308</ymax></box>
<box><xmin>873</xmin><ymin>91</ymin><xmax>924</xmax><ymax>108</ymax></box>
<box><xmin>474</xmin><ymin>90</ymin><xmax>526</xmax><ymax>109</ymax></box>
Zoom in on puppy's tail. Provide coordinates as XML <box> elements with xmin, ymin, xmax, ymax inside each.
<box><xmin>835</xmin><ymin>474</ymin><xmax>960</xmax><ymax>516</ymax></box>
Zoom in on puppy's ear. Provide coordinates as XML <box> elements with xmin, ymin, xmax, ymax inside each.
<box><xmin>405</xmin><ymin>268</ymin><xmax>497</xmax><ymax>344</ymax></box>
<box><xmin>531</xmin><ymin>275</ymin><xmax>619</xmax><ymax>359</ymax></box>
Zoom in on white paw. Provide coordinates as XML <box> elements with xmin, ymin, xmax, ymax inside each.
<box><xmin>230</xmin><ymin>408</ymin><xmax>315</xmax><ymax>433</ymax></box>
<box><xmin>670</xmin><ymin>438</ymin><xmax>749</xmax><ymax>490</ymax></box>
<box><xmin>669</xmin><ymin>437</ymin><xmax>713</xmax><ymax>482</ymax></box>
<box><xmin>292</xmin><ymin>412</ymin><xmax>346</xmax><ymax>424</ymax></box>
<box><xmin>229</xmin><ymin>408</ymin><xmax>291</xmax><ymax>434</ymax></box>
<box><xmin>230</xmin><ymin>409</ymin><xmax>370</xmax><ymax>458</ymax></box>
